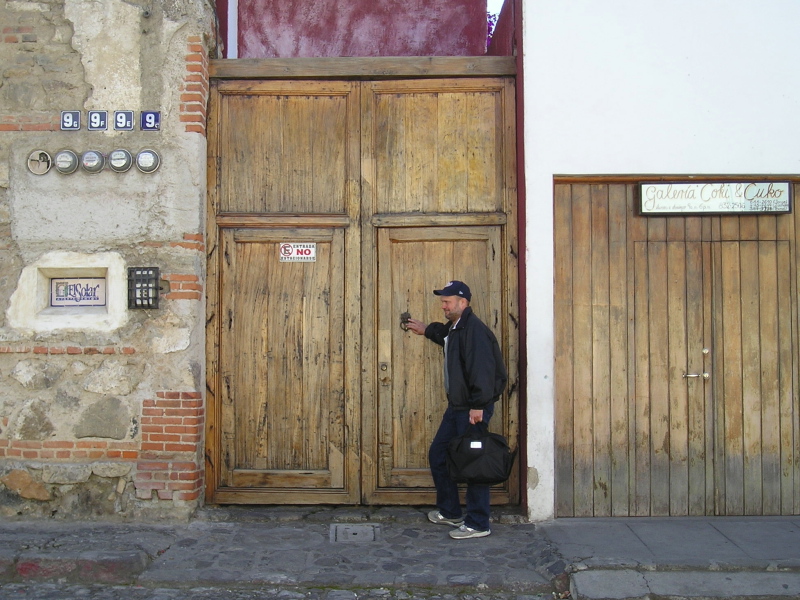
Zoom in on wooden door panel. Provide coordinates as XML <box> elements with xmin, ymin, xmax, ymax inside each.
<box><xmin>712</xmin><ymin>240</ymin><xmax>796</xmax><ymax>515</ymax></box>
<box><xmin>366</xmin><ymin>80</ymin><xmax>507</xmax><ymax>215</ymax></box>
<box><xmin>373</xmin><ymin>226</ymin><xmax>507</xmax><ymax>492</ymax></box>
<box><xmin>216</xmin><ymin>81</ymin><xmax>355</xmax><ymax>214</ymax></box>
<box><xmin>218</xmin><ymin>228</ymin><xmax>355</xmax><ymax>497</ymax></box>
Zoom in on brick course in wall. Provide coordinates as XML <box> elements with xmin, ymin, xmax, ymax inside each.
<box><xmin>180</xmin><ymin>36</ymin><xmax>209</xmax><ymax>136</ymax></box>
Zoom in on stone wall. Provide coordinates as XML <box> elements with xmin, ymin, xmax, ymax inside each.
<box><xmin>0</xmin><ymin>0</ymin><xmax>216</xmax><ymax>520</ymax></box>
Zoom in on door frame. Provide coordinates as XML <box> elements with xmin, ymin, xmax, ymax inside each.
<box><xmin>205</xmin><ymin>57</ymin><xmax>523</xmax><ymax>505</ymax></box>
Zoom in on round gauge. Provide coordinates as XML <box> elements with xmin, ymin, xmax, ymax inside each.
<box><xmin>54</xmin><ymin>149</ymin><xmax>79</xmax><ymax>174</ymax></box>
<box><xmin>27</xmin><ymin>150</ymin><xmax>52</xmax><ymax>175</ymax></box>
<box><xmin>108</xmin><ymin>149</ymin><xmax>133</xmax><ymax>173</ymax></box>
<box><xmin>136</xmin><ymin>149</ymin><xmax>160</xmax><ymax>173</ymax></box>
<box><xmin>81</xmin><ymin>150</ymin><xmax>105</xmax><ymax>173</ymax></box>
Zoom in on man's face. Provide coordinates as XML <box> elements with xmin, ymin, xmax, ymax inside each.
<box><xmin>440</xmin><ymin>295</ymin><xmax>469</xmax><ymax>322</ymax></box>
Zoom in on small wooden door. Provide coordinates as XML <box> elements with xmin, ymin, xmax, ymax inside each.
<box><xmin>555</xmin><ymin>183</ymin><xmax>800</xmax><ymax>516</ymax></box>
<box><xmin>206</xmin><ymin>73</ymin><xmax>519</xmax><ymax>505</ymax></box>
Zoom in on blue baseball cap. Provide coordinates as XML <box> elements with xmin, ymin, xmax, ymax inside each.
<box><xmin>433</xmin><ymin>280</ymin><xmax>471</xmax><ymax>301</ymax></box>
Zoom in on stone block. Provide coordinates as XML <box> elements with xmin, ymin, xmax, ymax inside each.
<box><xmin>41</xmin><ymin>463</ymin><xmax>92</xmax><ymax>484</ymax></box>
<box><xmin>74</xmin><ymin>397</ymin><xmax>129</xmax><ymax>439</ymax></box>
<box><xmin>91</xmin><ymin>462</ymin><xmax>132</xmax><ymax>478</ymax></box>
<box><xmin>0</xmin><ymin>469</ymin><xmax>51</xmax><ymax>501</ymax></box>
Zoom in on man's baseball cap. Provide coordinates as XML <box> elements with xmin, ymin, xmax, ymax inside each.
<box><xmin>433</xmin><ymin>280</ymin><xmax>471</xmax><ymax>301</ymax></box>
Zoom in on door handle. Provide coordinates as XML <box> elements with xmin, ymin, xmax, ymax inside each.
<box><xmin>682</xmin><ymin>372</ymin><xmax>709</xmax><ymax>380</ymax></box>
<box><xmin>400</xmin><ymin>311</ymin><xmax>411</xmax><ymax>331</ymax></box>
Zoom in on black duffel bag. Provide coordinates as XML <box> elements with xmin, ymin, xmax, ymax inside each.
<box><xmin>446</xmin><ymin>423</ymin><xmax>517</xmax><ymax>485</ymax></box>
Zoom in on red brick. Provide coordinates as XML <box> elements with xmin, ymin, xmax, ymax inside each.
<box><xmin>157</xmin><ymin>489</ymin><xmax>174</xmax><ymax>500</ymax></box>
<box><xmin>56</xmin><ymin>451</ymin><xmax>70</xmax><ymax>459</ymax></box>
<box><xmin>141</xmin><ymin>443</ymin><xmax>165</xmax><ymax>452</ymax></box>
<box><xmin>21</xmin><ymin>123</ymin><xmax>53</xmax><ymax>131</ymax></box>
<box><xmin>135</xmin><ymin>481</ymin><xmax>165</xmax><ymax>490</ymax></box>
<box><xmin>165</xmin><ymin>444</ymin><xmax>196</xmax><ymax>453</ymax></box>
<box><xmin>76</xmin><ymin>441</ymin><xmax>106</xmax><ymax>449</ymax></box>
<box><xmin>165</xmin><ymin>426</ymin><xmax>192</xmax><ymax>434</ymax></box>
<box><xmin>22</xmin><ymin>450</ymin><xmax>39</xmax><ymax>458</ymax></box>
<box><xmin>122</xmin><ymin>451</ymin><xmax>139</xmax><ymax>459</ymax></box>
<box><xmin>167</xmin><ymin>481</ymin><xmax>197</xmax><ymax>491</ymax></box>
<box><xmin>4</xmin><ymin>35</ymin><xmax>19</xmax><ymax>43</ymax></box>
<box><xmin>121</xmin><ymin>347</ymin><xmax>136</xmax><ymax>354</ymax></box>
<box><xmin>138</xmin><ymin>461</ymin><xmax>170</xmax><ymax>471</ymax></box>
<box><xmin>157</xmin><ymin>392</ymin><xmax>182</xmax><ymax>399</ymax></box>
<box><xmin>43</xmin><ymin>441</ymin><xmax>74</xmax><ymax>449</ymax></box>
<box><xmin>102</xmin><ymin>347</ymin><xmax>116</xmax><ymax>354</ymax></box>
<box><xmin>66</xmin><ymin>347</ymin><xmax>82</xmax><ymax>355</ymax></box>
<box><xmin>14</xmin><ymin>441</ymin><xmax>43</xmax><ymax>449</ymax></box>
<box><xmin>33</xmin><ymin>346</ymin><xmax>47</xmax><ymax>354</ymax></box>
<box><xmin>177</xmin><ymin>490</ymin><xmax>201</xmax><ymax>501</ymax></box>
<box><xmin>149</xmin><ymin>434</ymin><xmax>181</xmax><ymax>443</ymax></box>
<box><xmin>183</xmin><ymin>233</ymin><xmax>204</xmax><ymax>242</ymax></box>
<box><xmin>171</xmin><ymin>462</ymin><xmax>198</xmax><ymax>471</ymax></box>
<box><xmin>165</xmin><ymin>274</ymin><xmax>198</xmax><ymax>282</ymax></box>
<box><xmin>185</xmin><ymin>125</ymin><xmax>207</xmax><ymax>135</ymax></box>
<box><xmin>49</xmin><ymin>347</ymin><xmax>65</xmax><ymax>354</ymax></box>
<box><xmin>141</xmin><ymin>416</ymin><xmax>183</xmax><ymax>426</ymax></box>
<box><xmin>165</xmin><ymin>291</ymin><xmax>202</xmax><ymax>300</ymax></box>
<box><xmin>135</xmin><ymin>472</ymin><xmax>153</xmax><ymax>480</ymax></box>
<box><xmin>178</xmin><ymin>114</ymin><xmax>203</xmax><ymax>122</ymax></box>
<box><xmin>83</xmin><ymin>347</ymin><xmax>100</xmax><ymax>355</ymax></box>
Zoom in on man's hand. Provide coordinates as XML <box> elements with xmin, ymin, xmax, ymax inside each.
<box><xmin>405</xmin><ymin>318</ymin><xmax>427</xmax><ymax>335</ymax></box>
<box><xmin>469</xmin><ymin>409</ymin><xmax>484</xmax><ymax>425</ymax></box>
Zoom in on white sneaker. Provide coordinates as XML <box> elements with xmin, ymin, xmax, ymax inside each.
<box><xmin>449</xmin><ymin>523</ymin><xmax>491</xmax><ymax>539</ymax></box>
<box><xmin>427</xmin><ymin>510</ymin><xmax>464</xmax><ymax>527</ymax></box>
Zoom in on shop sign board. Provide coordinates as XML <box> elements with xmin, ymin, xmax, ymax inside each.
<box><xmin>50</xmin><ymin>278</ymin><xmax>107</xmax><ymax>307</ymax></box>
<box><xmin>639</xmin><ymin>181</ymin><xmax>792</xmax><ymax>215</ymax></box>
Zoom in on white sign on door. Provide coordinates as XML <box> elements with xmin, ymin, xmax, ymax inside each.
<box><xmin>279</xmin><ymin>243</ymin><xmax>317</xmax><ymax>262</ymax></box>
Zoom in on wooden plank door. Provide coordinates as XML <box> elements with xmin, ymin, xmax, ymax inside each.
<box><xmin>206</xmin><ymin>80</ymin><xmax>361</xmax><ymax>504</ymax></box>
<box><xmin>632</xmin><ymin>239</ymin><xmax>712</xmax><ymax>516</ymax></box>
<box><xmin>360</xmin><ymin>78</ymin><xmax>519</xmax><ymax>504</ymax></box>
<box><xmin>711</xmin><ymin>238</ymin><xmax>797</xmax><ymax>515</ymax></box>
<box><xmin>554</xmin><ymin>182</ymin><xmax>800</xmax><ymax>517</ymax></box>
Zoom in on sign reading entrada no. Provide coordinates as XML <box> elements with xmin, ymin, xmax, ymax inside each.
<box><xmin>639</xmin><ymin>182</ymin><xmax>792</xmax><ymax>215</ymax></box>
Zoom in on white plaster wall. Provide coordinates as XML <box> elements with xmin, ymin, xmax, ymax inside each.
<box><xmin>522</xmin><ymin>0</ymin><xmax>800</xmax><ymax>520</ymax></box>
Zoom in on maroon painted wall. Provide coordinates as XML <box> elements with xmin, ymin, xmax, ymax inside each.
<box><xmin>235</xmin><ymin>0</ymin><xmax>489</xmax><ymax>58</ymax></box>
<box><xmin>487</xmin><ymin>0</ymin><xmax>513</xmax><ymax>56</ymax></box>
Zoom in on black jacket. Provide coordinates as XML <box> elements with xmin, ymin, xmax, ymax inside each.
<box><xmin>424</xmin><ymin>306</ymin><xmax>508</xmax><ymax>410</ymax></box>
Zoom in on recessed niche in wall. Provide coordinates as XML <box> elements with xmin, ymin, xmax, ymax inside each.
<box><xmin>6</xmin><ymin>251</ymin><xmax>128</xmax><ymax>333</ymax></box>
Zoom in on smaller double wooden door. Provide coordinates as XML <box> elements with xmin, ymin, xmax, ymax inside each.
<box><xmin>555</xmin><ymin>183</ymin><xmax>800</xmax><ymax>516</ymax></box>
<box><xmin>205</xmin><ymin>73</ymin><xmax>519</xmax><ymax>505</ymax></box>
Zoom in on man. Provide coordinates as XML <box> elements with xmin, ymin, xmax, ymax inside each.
<box><xmin>405</xmin><ymin>280</ymin><xmax>507</xmax><ymax>539</ymax></box>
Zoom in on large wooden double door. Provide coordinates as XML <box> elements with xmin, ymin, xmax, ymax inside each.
<box><xmin>206</xmin><ymin>75</ymin><xmax>518</xmax><ymax>505</ymax></box>
<box><xmin>555</xmin><ymin>183</ymin><xmax>800</xmax><ymax>516</ymax></box>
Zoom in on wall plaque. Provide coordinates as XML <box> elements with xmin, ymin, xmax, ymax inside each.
<box><xmin>50</xmin><ymin>278</ymin><xmax>107</xmax><ymax>307</ymax></box>
<box><xmin>639</xmin><ymin>182</ymin><xmax>792</xmax><ymax>215</ymax></box>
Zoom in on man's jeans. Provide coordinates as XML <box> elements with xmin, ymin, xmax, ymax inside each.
<box><xmin>428</xmin><ymin>402</ymin><xmax>495</xmax><ymax>531</ymax></box>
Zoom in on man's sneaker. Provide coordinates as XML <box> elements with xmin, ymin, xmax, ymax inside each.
<box><xmin>449</xmin><ymin>524</ymin><xmax>491</xmax><ymax>539</ymax></box>
<box><xmin>427</xmin><ymin>510</ymin><xmax>464</xmax><ymax>527</ymax></box>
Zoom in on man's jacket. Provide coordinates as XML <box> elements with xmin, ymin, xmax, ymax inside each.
<box><xmin>424</xmin><ymin>306</ymin><xmax>508</xmax><ymax>410</ymax></box>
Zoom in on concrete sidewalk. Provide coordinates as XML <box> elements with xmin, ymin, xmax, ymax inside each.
<box><xmin>0</xmin><ymin>507</ymin><xmax>798</xmax><ymax>599</ymax></box>
<box><xmin>539</xmin><ymin>516</ymin><xmax>800</xmax><ymax>599</ymax></box>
